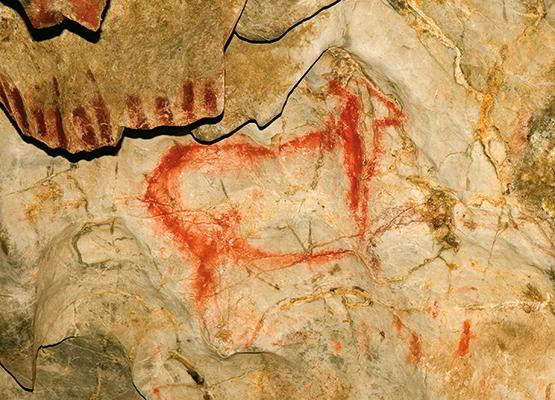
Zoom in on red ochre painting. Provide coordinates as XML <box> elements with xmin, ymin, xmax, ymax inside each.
<box><xmin>143</xmin><ymin>78</ymin><xmax>404</xmax><ymax>314</ymax></box>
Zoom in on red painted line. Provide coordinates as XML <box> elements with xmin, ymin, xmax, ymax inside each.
<box><xmin>92</xmin><ymin>96</ymin><xmax>111</xmax><ymax>142</ymax></box>
<box><xmin>143</xmin><ymin>79</ymin><xmax>404</xmax><ymax>312</ymax></box>
<box><xmin>408</xmin><ymin>332</ymin><xmax>422</xmax><ymax>364</ymax></box>
<box><xmin>182</xmin><ymin>80</ymin><xmax>195</xmax><ymax>116</ymax></box>
<box><xmin>203</xmin><ymin>82</ymin><xmax>218</xmax><ymax>114</ymax></box>
<box><xmin>33</xmin><ymin>107</ymin><xmax>47</xmax><ymax>137</ymax></box>
<box><xmin>457</xmin><ymin>320</ymin><xmax>472</xmax><ymax>357</ymax></box>
<box><xmin>155</xmin><ymin>96</ymin><xmax>174</xmax><ymax>125</ymax></box>
<box><xmin>10</xmin><ymin>86</ymin><xmax>30</xmax><ymax>130</ymax></box>
<box><xmin>72</xmin><ymin>106</ymin><xmax>97</xmax><ymax>146</ymax></box>
<box><xmin>48</xmin><ymin>106</ymin><xmax>67</xmax><ymax>148</ymax></box>
<box><xmin>127</xmin><ymin>95</ymin><xmax>150</xmax><ymax>129</ymax></box>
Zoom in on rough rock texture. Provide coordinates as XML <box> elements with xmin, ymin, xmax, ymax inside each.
<box><xmin>235</xmin><ymin>0</ymin><xmax>338</xmax><ymax>41</ymax></box>
<box><xmin>1</xmin><ymin>0</ymin><xmax>555</xmax><ymax>399</ymax></box>
<box><xmin>0</xmin><ymin>0</ymin><xmax>245</xmax><ymax>152</ymax></box>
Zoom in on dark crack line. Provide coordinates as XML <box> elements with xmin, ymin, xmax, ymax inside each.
<box><xmin>234</xmin><ymin>0</ymin><xmax>343</xmax><ymax>44</ymax></box>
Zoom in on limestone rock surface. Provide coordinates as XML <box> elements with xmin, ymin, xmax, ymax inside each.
<box><xmin>0</xmin><ymin>1</ymin><xmax>554</xmax><ymax>399</ymax></box>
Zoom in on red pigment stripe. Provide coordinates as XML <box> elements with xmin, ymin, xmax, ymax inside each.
<box><xmin>328</xmin><ymin>80</ymin><xmax>367</xmax><ymax>234</ymax></box>
<box><xmin>203</xmin><ymin>82</ymin><xmax>217</xmax><ymax>114</ymax></box>
<box><xmin>50</xmin><ymin>106</ymin><xmax>67</xmax><ymax>148</ymax></box>
<box><xmin>127</xmin><ymin>95</ymin><xmax>150</xmax><ymax>129</ymax></box>
<box><xmin>72</xmin><ymin>106</ymin><xmax>97</xmax><ymax>146</ymax></box>
<box><xmin>408</xmin><ymin>332</ymin><xmax>422</xmax><ymax>364</ymax></box>
<box><xmin>10</xmin><ymin>86</ymin><xmax>30</xmax><ymax>130</ymax></box>
<box><xmin>457</xmin><ymin>320</ymin><xmax>472</xmax><ymax>357</ymax></box>
<box><xmin>52</xmin><ymin>78</ymin><xmax>61</xmax><ymax>97</ymax></box>
<box><xmin>92</xmin><ymin>96</ymin><xmax>111</xmax><ymax>141</ymax></box>
<box><xmin>33</xmin><ymin>107</ymin><xmax>47</xmax><ymax>137</ymax></box>
<box><xmin>155</xmin><ymin>96</ymin><xmax>174</xmax><ymax>125</ymax></box>
<box><xmin>182</xmin><ymin>80</ymin><xmax>194</xmax><ymax>116</ymax></box>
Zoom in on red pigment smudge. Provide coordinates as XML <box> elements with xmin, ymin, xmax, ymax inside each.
<box><xmin>29</xmin><ymin>0</ymin><xmax>60</xmax><ymax>26</ymax></box>
<box><xmin>143</xmin><ymin>79</ymin><xmax>403</xmax><ymax>311</ymax></box>
<box><xmin>33</xmin><ymin>107</ymin><xmax>47</xmax><ymax>137</ymax></box>
<box><xmin>182</xmin><ymin>80</ymin><xmax>195</xmax><ymax>116</ymax></box>
<box><xmin>457</xmin><ymin>320</ymin><xmax>472</xmax><ymax>357</ymax></box>
<box><xmin>203</xmin><ymin>82</ymin><xmax>218</xmax><ymax>114</ymax></box>
<box><xmin>10</xmin><ymin>86</ymin><xmax>29</xmax><ymax>130</ymax></box>
<box><xmin>429</xmin><ymin>300</ymin><xmax>440</xmax><ymax>319</ymax></box>
<box><xmin>91</xmin><ymin>96</ymin><xmax>111</xmax><ymax>141</ymax></box>
<box><xmin>334</xmin><ymin>341</ymin><xmax>343</xmax><ymax>353</ymax></box>
<box><xmin>155</xmin><ymin>96</ymin><xmax>174</xmax><ymax>125</ymax></box>
<box><xmin>152</xmin><ymin>387</ymin><xmax>160</xmax><ymax>397</ymax></box>
<box><xmin>70</xmin><ymin>0</ymin><xmax>103</xmax><ymax>29</ymax></box>
<box><xmin>127</xmin><ymin>95</ymin><xmax>150</xmax><ymax>129</ymax></box>
<box><xmin>72</xmin><ymin>106</ymin><xmax>97</xmax><ymax>146</ymax></box>
<box><xmin>408</xmin><ymin>332</ymin><xmax>422</xmax><ymax>364</ymax></box>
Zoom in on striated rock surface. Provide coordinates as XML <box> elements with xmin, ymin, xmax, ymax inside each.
<box><xmin>1</xmin><ymin>0</ymin><xmax>554</xmax><ymax>399</ymax></box>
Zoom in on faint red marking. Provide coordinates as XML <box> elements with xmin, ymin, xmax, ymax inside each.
<box><xmin>510</xmin><ymin>111</ymin><xmax>530</xmax><ymax>157</ymax></box>
<box><xmin>364</xmin><ymin>83</ymin><xmax>405</xmax><ymax>178</ymax></box>
<box><xmin>72</xmin><ymin>106</ymin><xmax>97</xmax><ymax>146</ymax></box>
<box><xmin>33</xmin><ymin>108</ymin><xmax>47</xmax><ymax>137</ymax></box>
<box><xmin>392</xmin><ymin>315</ymin><xmax>403</xmax><ymax>335</ymax></box>
<box><xmin>334</xmin><ymin>341</ymin><xmax>343</xmax><ymax>353</ymax></box>
<box><xmin>92</xmin><ymin>96</ymin><xmax>111</xmax><ymax>141</ymax></box>
<box><xmin>29</xmin><ymin>0</ymin><xmax>60</xmax><ymax>26</ymax></box>
<box><xmin>70</xmin><ymin>0</ymin><xmax>102</xmax><ymax>28</ymax></box>
<box><xmin>203</xmin><ymin>82</ymin><xmax>218</xmax><ymax>114</ymax></box>
<box><xmin>155</xmin><ymin>96</ymin><xmax>174</xmax><ymax>125</ymax></box>
<box><xmin>457</xmin><ymin>320</ymin><xmax>473</xmax><ymax>357</ymax></box>
<box><xmin>407</xmin><ymin>332</ymin><xmax>422</xmax><ymax>364</ymax></box>
<box><xmin>143</xmin><ymin>79</ymin><xmax>403</xmax><ymax>311</ymax></box>
<box><xmin>428</xmin><ymin>300</ymin><xmax>440</xmax><ymax>319</ymax></box>
<box><xmin>152</xmin><ymin>387</ymin><xmax>160</xmax><ymax>397</ymax></box>
<box><xmin>182</xmin><ymin>81</ymin><xmax>195</xmax><ymax>117</ymax></box>
<box><xmin>52</xmin><ymin>77</ymin><xmax>61</xmax><ymax>97</ymax></box>
<box><xmin>9</xmin><ymin>86</ymin><xmax>29</xmax><ymax>130</ymax></box>
<box><xmin>127</xmin><ymin>95</ymin><xmax>150</xmax><ymax>129</ymax></box>
<box><xmin>84</xmin><ymin>69</ymin><xmax>112</xmax><ymax>142</ymax></box>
